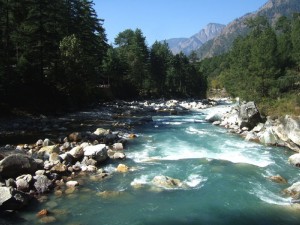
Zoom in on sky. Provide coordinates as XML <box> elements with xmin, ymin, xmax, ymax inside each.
<box><xmin>93</xmin><ymin>0</ymin><xmax>268</xmax><ymax>46</ymax></box>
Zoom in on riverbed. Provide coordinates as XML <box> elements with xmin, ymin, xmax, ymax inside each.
<box><xmin>2</xmin><ymin>103</ymin><xmax>300</xmax><ymax>225</ymax></box>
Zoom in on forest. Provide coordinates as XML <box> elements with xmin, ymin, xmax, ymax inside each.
<box><xmin>199</xmin><ymin>15</ymin><xmax>300</xmax><ymax>116</ymax></box>
<box><xmin>0</xmin><ymin>0</ymin><xmax>206</xmax><ymax>114</ymax></box>
<box><xmin>1</xmin><ymin>1</ymin><xmax>299</xmax><ymax>116</ymax></box>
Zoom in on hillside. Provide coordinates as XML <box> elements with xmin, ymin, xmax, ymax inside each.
<box><xmin>164</xmin><ymin>23</ymin><xmax>225</xmax><ymax>55</ymax></box>
<box><xmin>196</xmin><ymin>0</ymin><xmax>300</xmax><ymax>59</ymax></box>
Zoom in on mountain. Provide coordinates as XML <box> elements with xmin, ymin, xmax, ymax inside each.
<box><xmin>164</xmin><ymin>23</ymin><xmax>225</xmax><ymax>55</ymax></box>
<box><xmin>196</xmin><ymin>0</ymin><xmax>300</xmax><ymax>60</ymax></box>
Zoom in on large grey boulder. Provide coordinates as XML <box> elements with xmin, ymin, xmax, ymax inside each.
<box><xmin>0</xmin><ymin>187</ymin><xmax>30</xmax><ymax>210</ymax></box>
<box><xmin>34</xmin><ymin>175</ymin><xmax>52</xmax><ymax>194</ymax></box>
<box><xmin>84</xmin><ymin>144</ymin><xmax>108</xmax><ymax>163</ymax></box>
<box><xmin>0</xmin><ymin>154</ymin><xmax>41</xmax><ymax>178</ymax></box>
<box><xmin>238</xmin><ymin>102</ymin><xmax>262</xmax><ymax>130</ymax></box>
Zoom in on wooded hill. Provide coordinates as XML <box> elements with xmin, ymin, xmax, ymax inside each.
<box><xmin>199</xmin><ymin>15</ymin><xmax>300</xmax><ymax>116</ymax></box>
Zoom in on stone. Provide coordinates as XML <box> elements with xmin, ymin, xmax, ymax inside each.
<box><xmin>116</xmin><ymin>164</ymin><xmax>129</xmax><ymax>173</ymax></box>
<box><xmin>37</xmin><ymin>145</ymin><xmax>60</xmax><ymax>160</ymax></box>
<box><xmin>283</xmin><ymin>182</ymin><xmax>300</xmax><ymax>198</ymax></box>
<box><xmin>151</xmin><ymin>175</ymin><xmax>184</xmax><ymax>189</ymax></box>
<box><xmin>49</xmin><ymin>153</ymin><xmax>61</xmax><ymax>163</ymax></box>
<box><xmin>15</xmin><ymin>175</ymin><xmax>32</xmax><ymax>191</ymax></box>
<box><xmin>36</xmin><ymin>139</ymin><xmax>44</xmax><ymax>146</ymax></box>
<box><xmin>43</xmin><ymin>139</ymin><xmax>51</xmax><ymax>147</ymax></box>
<box><xmin>288</xmin><ymin>153</ymin><xmax>300</xmax><ymax>167</ymax></box>
<box><xmin>0</xmin><ymin>187</ymin><xmax>30</xmax><ymax>210</ymax></box>
<box><xmin>113</xmin><ymin>152</ymin><xmax>126</xmax><ymax>160</ymax></box>
<box><xmin>69</xmin><ymin>132</ymin><xmax>82</xmax><ymax>142</ymax></box>
<box><xmin>128</xmin><ymin>134</ymin><xmax>137</xmax><ymax>139</ymax></box>
<box><xmin>259</xmin><ymin>127</ymin><xmax>279</xmax><ymax>145</ymax></box>
<box><xmin>34</xmin><ymin>175</ymin><xmax>52</xmax><ymax>193</ymax></box>
<box><xmin>238</xmin><ymin>102</ymin><xmax>262</xmax><ymax>130</ymax></box>
<box><xmin>65</xmin><ymin>187</ymin><xmax>76</xmax><ymax>195</ymax></box>
<box><xmin>0</xmin><ymin>154</ymin><xmax>41</xmax><ymax>178</ymax></box>
<box><xmin>252</xmin><ymin>123</ymin><xmax>265</xmax><ymax>133</ymax></box>
<box><xmin>5</xmin><ymin>178</ymin><xmax>16</xmax><ymax>188</ymax></box>
<box><xmin>113</xmin><ymin>143</ymin><xmax>124</xmax><ymax>151</ymax></box>
<box><xmin>94</xmin><ymin>128</ymin><xmax>110</xmax><ymax>136</ymax></box>
<box><xmin>35</xmin><ymin>170</ymin><xmax>46</xmax><ymax>176</ymax></box>
<box><xmin>205</xmin><ymin>112</ymin><xmax>223</xmax><ymax>123</ymax></box>
<box><xmin>50</xmin><ymin>163</ymin><xmax>67</xmax><ymax>173</ymax></box>
<box><xmin>268</xmin><ymin>175</ymin><xmax>287</xmax><ymax>184</ymax></box>
<box><xmin>68</xmin><ymin>146</ymin><xmax>84</xmax><ymax>159</ymax></box>
<box><xmin>66</xmin><ymin>181</ymin><xmax>79</xmax><ymax>187</ymax></box>
<box><xmin>37</xmin><ymin>209</ymin><xmax>48</xmax><ymax>217</ymax></box>
<box><xmin>84</xmin><ymin>144</ymin><xmax>108</xmax><ymax>163</ymax></box>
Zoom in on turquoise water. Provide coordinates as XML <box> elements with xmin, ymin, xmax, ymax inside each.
<box><xmin>19</xmin><ymin>106</ymin><xmax>300</xmax><ymax>225</ymax></box>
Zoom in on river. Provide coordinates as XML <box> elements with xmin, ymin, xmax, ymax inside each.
<box><xmin>4</xmin><ymin>104</ymin><xmax>300</xmax><ymax>225</ymax></box>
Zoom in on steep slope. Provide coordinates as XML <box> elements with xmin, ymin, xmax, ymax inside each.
<box><xmin>196</xmin><ymin>0</ymin><xmax>300</xmax><ymax>59</ymax></box>
<box><xmin>164</xmin><ymin>23</ymin><xmax>225</xmax><ymax>55</ymax></box>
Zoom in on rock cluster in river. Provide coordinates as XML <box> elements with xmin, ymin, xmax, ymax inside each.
<box><xmin>0</xmin><ymin>127</ymin><xmax>130</xmax><ymax>211</ymax></box>
<box><xmin>206</xmin><ymin>100</ymin><xmax>300</xmax><ymax>202</ymax></box>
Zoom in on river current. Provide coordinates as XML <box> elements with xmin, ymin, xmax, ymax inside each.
<box><xmin>13</xmin><ymin>105</ymin><xmax>300</xmax><ymax>224</ymax></box>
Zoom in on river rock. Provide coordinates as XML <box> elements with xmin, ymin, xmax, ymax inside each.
<box><xmin>283</xmin><ymin>182</ymin><xmax>300</xmax><ymax>198</ymax></box>
<box><xmin>0</xmin><ymin>154</ymin><xmax>41</xmax><ymax>178</ymax></box>
<box><xmin>94</xmin><ymin>128</ymin><xmax>110</xmax><ymax>136</ymax></box>
<box><xmin>66</xmin><ymin>181</ymin><xmax>79</xmax><ymax>187</ymax></box>
<box><xmin>49</xmin><ymin>153</ymin><xmax>61</xmax><ymax>163</ymax></box>
<box><xmin>84</xmin><ymin>144</ymin><xmax>108</xmax><ymax>163</ymax></box>
<box><xmin>113</xmin><ymin>143</ymin><xmax>124</xmax><ymax>151</ymax></box>
<box><xmin>259</xmin><ymin>127</ymin><xmax>279</xmax><ymax>145</ymax></box>
<box><xmin>288</xmin><ymin>153</ymin><xmax>300</xmax><ymax>167</ymax></box>
<box><xmin>50</xmin><ymin>162</ymin><xmax>67</xmax><ymax>173</ymax></box>
<box><xmin>68</xmin><ymin>132</ymin><xmax>82</xmax><ymax>142</ymax></box>
<box><xmin>37</xmin><ymin>145</ymin><xmax>60</xmax><ymax>160</ymax></box>
<box><xmin>16</xmin><ymin>179</ymin><xmax>30</xmax><ymax>192</ymax></box>
<box><xmin>238</xmin><ymin>102</ymin><xmax>262</xmax><ymax>130</ymax></box>
<box><xmin>268</xmin><ymin>175</ymin><xmax>287</xmax><ymax>184</ymax></box>
<box><xmin>116</xmin><ymin>164</ymin><xmax>129</xmax><ymax>173</ymax></box>
<box><xmin>113</xmin><ymin>152</ymin><xmax>126</xmax><ymax>160</ymax></box>
<box><xmin>151</xmin><ymin>175</ymin><xmax>184</xmax><ymax>189</ymax></box>
<box><xmin>68</xmin><ymin>146</ymin><xmax>84</xmax><ymax>159</ymax></box>
<box><xmin>0</xmin><ymin>187</ymin><xmax>30</xmax><ymax>210</ymax></box>
<box><xmin>34</xmin><ymin>175</ymin><xmax>52</xmax><ymax>194</ymax></box>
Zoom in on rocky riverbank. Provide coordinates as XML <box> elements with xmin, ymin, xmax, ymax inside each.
<box><xmin>205</xmin><ymin>101</ymin><xmax>300</xmax><ymax>201</ymax></box>
<box><xmin>0</xmin><ymin>99</ymin><xmax>219</xmax><ymax>216</ymax></box>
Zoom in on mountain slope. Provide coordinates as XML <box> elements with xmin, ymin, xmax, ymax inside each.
<box><xmin>164</xmin><ymin>23</ymin><xmax>225</xmax><ymax>55</ymax></box>
<box><xmin>196</xmin><ymin>0</ymin><xmax>300</xmax><ymax>60</ymax></box>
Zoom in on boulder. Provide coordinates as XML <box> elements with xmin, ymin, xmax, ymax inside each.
<box><xmin>34</xmin><ymin>175</ymin><xmax>52</xmax><ymax>194</ymax></box>
<box><xmin>259</xmin><ymin>127</ymin><xmax>279</xmax><ymax>145</ymax></box>
<box><xmin>0</xmin><ymin>187</ymin><xmax>30</xmax><ymax>210</ymax></box>
<box><xmin>50</xmin><ymin>163</ymin><xmax>67</xmax><ymax>173</ymax></box>
<box><xmin>68</xmin><ymin>146</ymin><xmax>84</xmax><ymax>159</ymax></box>
<box><xmin>116</xmin><ymin>164</ymin><xmax>129</xmax><ymax>173</ymax></box>
<box><xmin>94</xmin><ymin>128</ymin><xmax>110</xmax><ymax>136</ymax></box>
<box><xmin>205</xmin><ymin>111</ymin><xmax>223</xmax><ymax>123</ymax></box>
<box><xmin>268</xmin><ymin>175</ymin><xmax>287</xmax><ymax>184</ymax></box>
<box><xmin>113</xmin><ymin>152</ymin><xmax>126</xmax><ymax>160</ymax></box>
<box><xmin>37</xmin><ymin>145</ymin><xmax>60</xmax><ymax>160</ymax></box>
<box><xmin>113</xmin><ymin>143</ymin><xmax>124</xmax><ymax>151</ymax></box>
<box><xmin>66</xmin><ymin>181</ymin><xmax>79</xmax><ymax>187</ymax></box>
<box><xmin>238</xmin><ymin>102</ymin><xmax>262</xmax><ymax>130</ymax></box>
<box><xmin>84</xmin><ymin>144</ymin><xmax>108</xmax><ymax>163</ymax></box>
<box><xmin>68</xmin><ymin>132</ymin><xmax>82</xmax><ymax>142</ymax></box>
<box><xmin>0</xmin><ymin>154</ymin><xmax>41</xmax><ymax>178</ymax></box>
<box><xmin>288</xmin><ymin>153</ymin><xmax>300</xmax><ymax>167</ymax></box>
<box><xmin>151</xmin><ymin>175</ymin><xmax>184</xmax><ymax>189</ymax></box>
<box><xmin>283</xmin><ymin>182</ymin><xmax>300</xmax><ymax>198</ymax></box>
<box><xmin>16</xmin><ymin>179</ymin><xmax>30</xmax><ymax>192</ymax></box>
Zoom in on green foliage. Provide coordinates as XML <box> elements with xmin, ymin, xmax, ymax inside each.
<box><xmin>0</xmin><ymin>0</ymin><xmax>107</xmax><ymax>110</ymax></box>
<box><xmin>198</xmin><ymin>15</ymin><xmax>300</xmax><ymax>116</ymax></box>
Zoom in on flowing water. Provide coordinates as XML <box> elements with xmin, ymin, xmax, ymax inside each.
<box><xmin>13</xmin><ymin>105</ymin><xmax>300</xmax><ymax>224</ymax></box>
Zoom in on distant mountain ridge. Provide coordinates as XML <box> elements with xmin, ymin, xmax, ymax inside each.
<box><xmin>196</xmin><ymin>0</ymin><xmax>300</xmax><ymax>59</ymax></box>
<box><xmin>163</xmin><ymin>23</ymin><xmax>225</xmax><ymax>55</ymax></box>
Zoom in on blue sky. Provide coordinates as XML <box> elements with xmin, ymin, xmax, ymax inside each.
<box><xmin>94</xmin><ymin>0</ymin><xmax>268</xmax><ymax>46</ymax></box>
